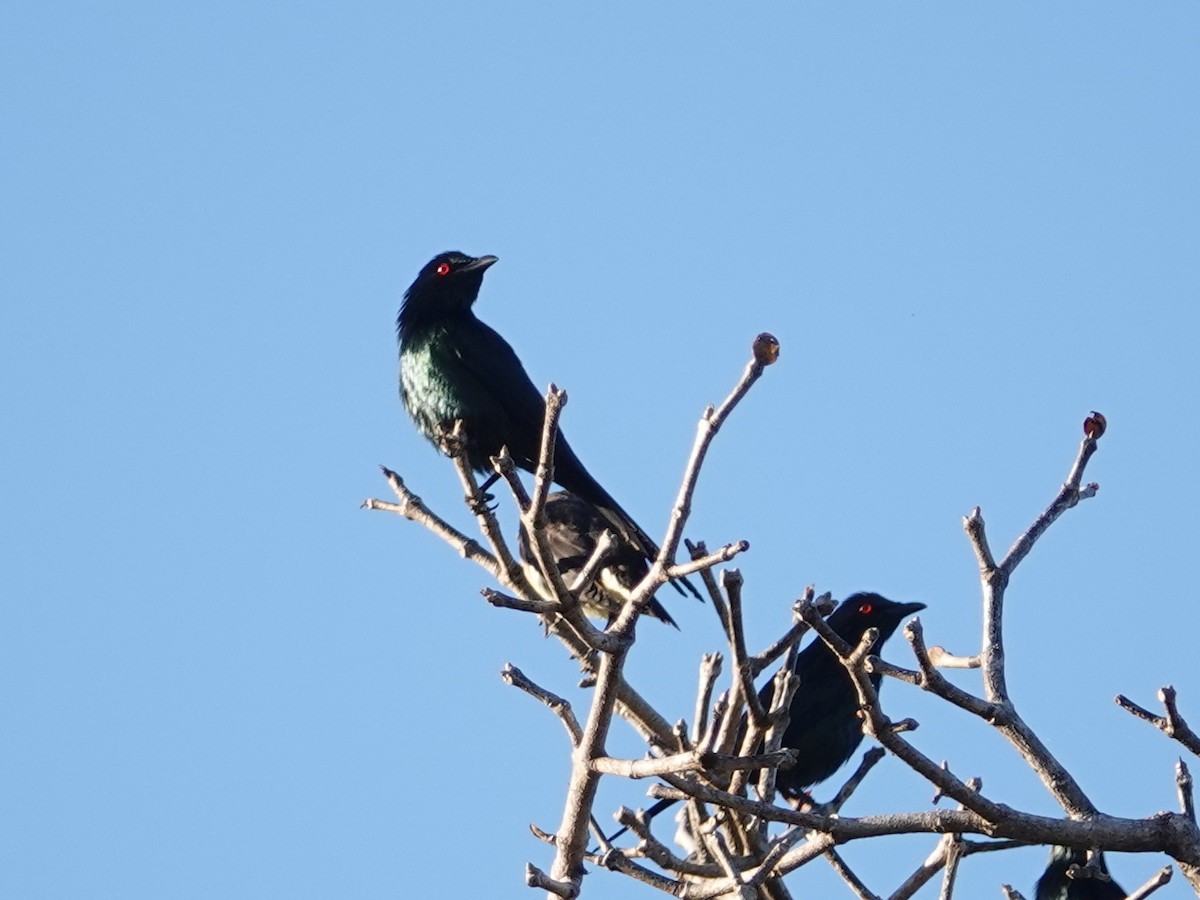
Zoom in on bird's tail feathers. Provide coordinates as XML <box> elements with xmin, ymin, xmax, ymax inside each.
<box><xmin>554</xmin><ymin>442</ymin><xmax>703</xmax><ymax>601</ymax></box>
<box><xmin>588</xmin><ymin>490</ymin><xmax>703</xmax><ymax>602</ymax></box>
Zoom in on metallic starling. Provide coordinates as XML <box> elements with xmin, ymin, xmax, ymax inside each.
<box><xmin>764</xmin><ymin>592</ymin><xmax>926</xmax><ymax>799</ymax></box>
<box><xmin>397</xmin><ymin>251</ymin><xmax>698</xmax><ymax>602</ymax></box>
<box><xmin>608</xmin><ymin>592</ymin><xmax>925</xmax><ymax>841</ymax></box>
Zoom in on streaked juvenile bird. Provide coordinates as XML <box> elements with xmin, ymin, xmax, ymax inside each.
<box><xmin>517</xmin><ymin>490</ymin><xmax>678</xmax><ymax>627</ymax></box>
<box><xmin>608</xmin><ymin>592</ymin><xmax>924</xmax><ymax>841</ymax></box>
<box><xmin>1034</xmin><ymin>846</ymin><xmax>1125</xmax><ymax>900</ymax></box>
<box><xmin>397</xmin><ymin>251</ymin><xmax>698</xmax><ymax>602</ymax></box>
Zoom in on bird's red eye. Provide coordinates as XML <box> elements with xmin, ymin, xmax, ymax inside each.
<box><xmin>860</xmin><ymin>603</ymin><xmax>873</xmax><ymax>615</ymax></box>
<box><xmin>436</xmin><ymin>262</ymin><xmax>451</xmax><ymax>276</ymax></box>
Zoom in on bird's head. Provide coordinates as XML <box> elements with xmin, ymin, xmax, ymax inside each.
<box><xmin>398</xmin><ymin>251</ymin><xmax>498</xmax><ymax>335</ymax></box>
<box><xmin>825</xmin><ymin>592</ymin><xmax>926</xmax><ymax>652</ymax></box>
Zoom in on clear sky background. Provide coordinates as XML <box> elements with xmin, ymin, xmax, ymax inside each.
<box><xmin>4</xmin><ymin>3</ymin><xmax>1198</xmax><ymax>898</ymax></box>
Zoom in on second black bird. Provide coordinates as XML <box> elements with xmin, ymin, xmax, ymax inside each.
<box><xmin>610</xmin><ymin>592</ymin><xmax>924</xmax><ymax>841</ymax></box>
<box><xmin>764</xmin><ymin>592</ymin><xmax>926</xmax><ymax>798</ymax></box>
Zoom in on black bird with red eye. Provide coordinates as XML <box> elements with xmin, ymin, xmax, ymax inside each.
<box><xmin>762</xmin><ymin>591</ymin><xmax>925</xmax><ymax>798</ymax></box>
<box><xmin>397</xmin><ymin>251</ymin><xmax>701</xmax><ymax>605</ymax></box>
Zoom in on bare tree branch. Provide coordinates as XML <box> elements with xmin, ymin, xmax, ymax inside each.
<box><xmin>539</xmin><ymin>340</ymin><xmax>778</xmax><ymax>896</ymax></box>
<box><xmin>927</xmin><ymin>646</ymin><xmax>981</xmax><ymax>670</ymax></box>
<box><xmin>692</xmin><ymin>652</ymin><xmax>723</xmax><ymax>752</ymax></box>
<box><xmin>825</xmin><ymin>849</ymin><xmax>882</xmax><ymax>900</ymax></box>
<box><xmin>589</xmin><ymin>748</ymin><xmax>796</xmax><ymax>780</ymax></box>
<box><xmin>1116</xmin><ymin>686</ymin><xmax>1200</xmax><ymax>757</ymax></box>
<box><xmin>502</xmin><ymin>662</ymin><xmax>583</xmax><ymax>745</ymax></box>
<box><xmin>502</xmin><ymin>393</ymin><xmax>632</xmax><ymax>657</ymax></box>
<box><xmin>645</xmin><ymin>778</ymin><xmax>1200</xmax><ymax>856</ymax></box>
<box><xmin>723</xmin><ymin>568</ymin><xmax>767</xmax><ymax>727</ymax></box>
<box><xmin>442</xmin><ymin>420</ymin><xmax>534</xmax><ymax>592</ymax></box>
<box><xmin>996</xmin><ymin>426</ymin><xmax>1101</xmax><ymax>576</ymax></box>
<box><xmin>747</xmin><ymin>588</ymin><xmax>826</xmax><ymax>678</ymax></box>
<box><xmin>902</xmin><ymin>619</ymin><xmax>1001</xmax><ymax>719</ymax></box>
<box><xmin>544</xmin><ymin>650</ymin><xmax>627</xmax><ymax>896</ymax></box>
<box><xmin>599</xmin><ymin>852</ymin><xmax>688</xmax><ymax>895</ymax></box>
<box><xmin>565</xmin><ymin>526</ymin><xmax>618</xmax><ymax>597</ymax></box>
<box><xmin>613</xmin><ymin>338</ymin><xmax>777</xmax><ymax>633</ymax></box>
<box><xmin>1124</xmin><ymin>864</ymin><xmax>1173</xmax><ymax>900</ymax></box>
<box><xmin>484</xmin><ymin>587</ymin><xmax>557</xmax><ymax>615</ymax></box>
<box><xmin>824</xmin><ymin>747</ymin><xmax>887</xmax><ymax>814</ymax></box>
<box><xmin>364</xmin><ymin>466</ymin><xmax>500</xmax><ymax>576</ymax></box>
<box><xmin>669</xmin><ymin>541</ymin><xmax>749</xmax><ymax>581</ymax></box>
<box><xmin>937</xmin><ymin>834</ymin><xmax>962</xmax><ymax>900</ymax></box>
<box><xmin>1179</xmin><ymin>758</ymin><xmax>1196</xmax><ymax>824</ymax></box>
<box><xmin>798</xmin><ymin>605</ymin><xmax>1005</xmax><ymax>821</ymax></box>
<box><xmin>888</xmin><ymin>836</ymin><xmax>1025</xmax><ymax>900</ymax></box>
<box><xmin>753</xmin><ymin>665</ymin><xmax>801</xmax><ymax>821</ymax></box>
<box><xmin>526</xmin><ymin>863</ymin><xmax>578</xmax><ymax>898</ymax></box>
<box><xmin>954</xmin><ymin>422</ymin><xmax>1106</xmax><ymax>819</ymax></box>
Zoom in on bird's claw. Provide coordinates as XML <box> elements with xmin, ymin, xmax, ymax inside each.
<box><xmin>467</xmin><ymin>491</ymin><xmax>496</xmax><ymax>515</ymax></box>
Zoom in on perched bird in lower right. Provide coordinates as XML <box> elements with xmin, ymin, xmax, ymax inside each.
<box><xmin>1034</xmin><ymin>846</ymin><xmax>1125</xmax><ymax>900</ymax></box>
<box><xmin>760</xmin><ymin>591</ymin><xmax>926</xmax><ymax>799</ymax></box>
<box><xmin>517</xmin><ymin>490</ymin><xmax>678</xmax><ymax>627</ymax></box>
<box><xmin>606</xmin><ymin>592</ymin><xmax>924</xmax><ymax>843</ymax></box>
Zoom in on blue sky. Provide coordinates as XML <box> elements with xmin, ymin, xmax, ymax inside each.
<box><xmin>4</xmin><ymin>3</ymin><xmax>1199</xmax><ymax>897</ymax></box>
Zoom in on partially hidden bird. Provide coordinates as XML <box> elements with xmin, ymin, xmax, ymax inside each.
<box><xmin>517</xmin><ymin>490</ymin><xmax>678</xmax><ymax>627</ymax></box>
<box><xmin>397</xmin><ymin>251</ymin><xmax>699</xmax><ymax>602</ymax></box>
<box><xmin>607</xmin><ymin>592</ymin><xmax>925</xmax><ymax>841</ymax></box>
<box><xmin>765</xmin><ymin>592</ymin><xmax>926</xmax><ymax>798</ymax></box>
<box><xmin>1034</xmin><ymin>846</ymin><xmax>1125</xmax><ymax>900</ymax></box>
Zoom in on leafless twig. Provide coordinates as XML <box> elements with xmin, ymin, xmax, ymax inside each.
<box><xmin>540</xmin><ymin>340</ymin><xmax>777</xmax><ymax>896</ymax></box>
<box><xmin>1178</xmin><ymin>758</ymin><xmax>1196</xmax><ymax>824</ymax></box>
<box><xmin>825</xmin><ymin>849</ymin><xmax>882</xmax><ymax>900</ymax></box>
<box><xmin>1116</xmin><ymin>686</ymin><xmax>1200</xmax><ymax>757</ymax></box>
<box><xmin>364</xmin><ymin>466</ymin><xmax>499</xmax><ymax>576</ymax></box>
<box><xmin>824</xmin><ymin>747</ymin><xmax>886</xmax><ymax>813</ymax></box>
<box><xmin>723</xmin><ymin>569</ymin><xmax>767</xmax><ymax>727</ymax></box>
<box><xmin>748</xmin><ymin>588</ymin><xmax>825</xmax><ymax>678</ymax></box>
<box><xmin>502</xmin><ymin>662</ymin><xmax>583</xmax><ymax>745</ymax></box>
<box><xmin>954</xmin><ymin>423</ymin><xmax>1106</xmax><ymax>818</ymax></box>
<box><xmin>589</xmin><ymin>748</ymin><xmax>796</xmax><ymax>780</ymax></box>
<box><xmin>692</xmin><ymin>653</ymin><xmax>723</xmax><ymax>751</ymax></box>
<box><xmin>888</xmin><ymin>836</ymin><xmax>1024</xmax><ymax>900</ymax></box>
<box><xmin>526</xmin><ymin>862</ymin><xmax>577</xmax><ymax>898</ymax></box>
<box><xmin>1123</xmin><ymin>864</ymin><xmax>1173</xmax><ymax>900</ymax></box>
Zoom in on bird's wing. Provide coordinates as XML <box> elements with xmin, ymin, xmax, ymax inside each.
<box><xmin>426</xmin><ymin>317</ymin><xmax>549</xmax><ymax>468</ymax></box>
<box><xmin>518</xmin><ymin>506</ymin><xmax>597</xmax><ymax>580</ymax></box>
<box><xmin>426</xmin><ymin>317</ymin><xmax>701</xmax><ymax>603</ymax></box>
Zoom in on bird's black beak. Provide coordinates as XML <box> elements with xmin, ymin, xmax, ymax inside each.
<box><xmin>897</xmin><ymin>601</ymin><xmax>927</xmax><ymax>616</ymax></box>
<box><xmin>464</xmin><ymin>255</ymin><xmax>499</xmax><ymax>272</ymax></box>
